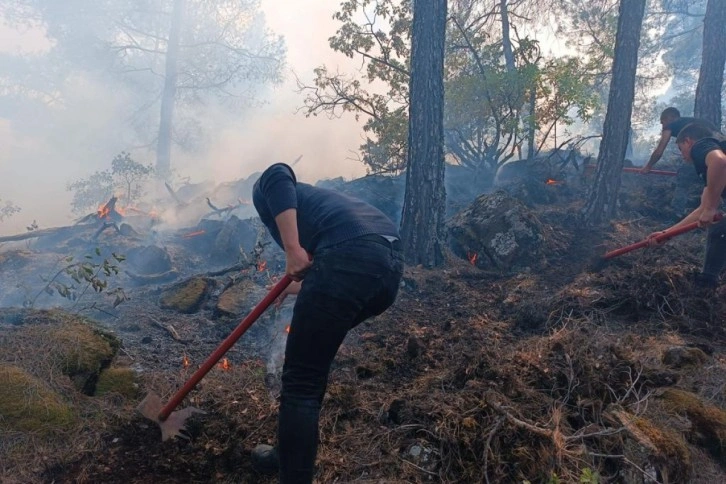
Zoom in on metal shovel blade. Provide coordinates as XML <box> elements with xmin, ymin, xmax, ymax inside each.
<box><xmin>137</xmin><ymin>392</ymin><xmax>206</xmax><ymax>441</ymax></box>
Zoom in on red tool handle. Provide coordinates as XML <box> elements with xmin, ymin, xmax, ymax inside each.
<box><xmin>158</xmin><ymin>275</ymin><xmax>293</xmax><ymax>421</ymax></box>
<box><xmin>603</xmin><ymin>213</ymin><xmax>724</xmax><ymax>260</ymax></box>
<box><xmin>621</xmin><ymin>167</ymin><xmax>678</xmax><ymax>176</ymax></box>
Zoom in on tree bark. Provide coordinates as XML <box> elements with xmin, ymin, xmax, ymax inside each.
<box><xmin>156</xmin><ymin>0</ymin><xmax>185</xmax><ymax>179</ymax></box>
<box><xmin>400</xmin><ymin>0</ymin><xmax>447</xmax><ymax>267</ymax></box>
<box><xmin>527</xmin><ymin>86</ymin><xmax>536</xmax><ymax>160</ymax></box>
<box><xmin>500</xmin><ymin>0</ymin><xmax>515</xmax><ymax>72</ymax></box>
<box><xmin>693</xmin><ymin>0</ymin><xmax>726</xmax><ymax>130</ymax></box>
<box><xmin>582</xmin><ymin>0</ymin><xmax>646</xmax><ymax>226</ymax></box>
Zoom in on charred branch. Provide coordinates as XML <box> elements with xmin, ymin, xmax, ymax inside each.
<box><xmin>165</xmin><ymin>182</ymin><xmax>187</xmax><ymax>207</ymax></box>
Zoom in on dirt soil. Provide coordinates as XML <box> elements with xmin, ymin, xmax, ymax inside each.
<box><xmin>1</xmin><ymin>176</ymin><xmax>725</xmax><ymax>484</ymax></box>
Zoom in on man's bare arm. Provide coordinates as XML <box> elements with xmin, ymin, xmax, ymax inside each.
<box><xmin>642</xmin><ymin>130</ymin><xmax>671</xmax><ymax>172</ymax></box>
<box><xmin>274</xmin><ymin>208</ymin><xmax>312</xmax><ymax>280</ymax></box>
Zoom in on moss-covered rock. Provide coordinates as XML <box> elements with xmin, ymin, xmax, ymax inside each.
<box><xmin>95</xmin><ymin>367</ymin><xmax>138</xmax><ymax>398</ymax></box>
<box><xmin>45</xmin><ymin>321</ymin><xmax>119</xmax><ymax>394</ymax></box>
<box><xmin>662</xmin><ymin>346</ymin><xmax>709</xmax><ymax>368</ymax></box>
<box><xmin>216</xmin><ymin>279</ymin><xmax>257</xmax><ymax>317</ymax></box>
<box><xmin>661</xmin><ymin>388</ymin><xmax>726</xmax><ymax>461</ymax></box>
<box><xmin>0</xmin><ymin>365</ymin><xmax>76</xmax><ymax>433</ymax></box>
<box><xmin>612</xmin><ymin>409</ymin><xmax>691</xmax><ymax>482</ymax></box>
<box><xmin>159</xmin><ymin>277</ymin><xmax>210</xmax><ymax>313</ymax></box>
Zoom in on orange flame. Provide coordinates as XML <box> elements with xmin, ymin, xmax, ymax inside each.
<box><xmin>182</xmin><ymin>230</ymin><xmax>206</xmax><ymax>239</ymax></box>
<box><xmin>285</xmin><ymin>325</ymin><xmax>291</xmax><ymax>334</ymax></box>
<box><xmin>257</xmin><ymin>260</ymin><xmax>267</xmax><ymax>272</ymax></box>
<box><xmin>545</xmin><ymin>178</ymin><xmax>560</xmax><ymax>185</ymax></box>
<box><xmin>97</xmin><ymin>204</ymin><xmax>111</xmax><ymax>219</ymax></box>
<box><xmin>467</xmin><ymin>251</ymin><xmax>478</xmax><ymax>266</ymax></box>
<box><xmin>182</xmin><ymin>354</ymin><xmax>190</xmax><ymax>369</ymax></box>
<box><xmin>218</xmin><ymin>357</ymin><xmax>231</xmax><ymax>371</ymax></box>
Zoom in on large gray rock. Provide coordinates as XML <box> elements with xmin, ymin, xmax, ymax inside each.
<box><xmin>447</xmin><ymin>191</ymin><xmax>545</xmax><ymax>271</ymax></box>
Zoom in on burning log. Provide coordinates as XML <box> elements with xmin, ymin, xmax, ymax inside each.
<box><xmin>76</xmin><ymin>196</ymin><xmax>124</xmax><ymax>225</ymax></box>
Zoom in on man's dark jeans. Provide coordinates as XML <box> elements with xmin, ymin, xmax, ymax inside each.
<box><xmin>278</xmin><ymin>235</ymin><xmax>404</xmax><ymax>483</ymax></box>
<box><xmin>703</xmin><ymin>216</ymin><xmax>726</xmax><ymax>284</ymax></box>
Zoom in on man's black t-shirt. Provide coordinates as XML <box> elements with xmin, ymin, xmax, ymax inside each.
<box><xmin>253</xmin><ymin>163</ymin><xmax>399</xmax><ymax>253</ymax></box>
<box><xmin>665</xmin><ymin>117</ymin><xmax>718</xmax><ymax>138</ymax></box>
<box><xmin>690</xmin><ymin>137</ymin><xmax>726</xmax><ymax>199</ymax></box>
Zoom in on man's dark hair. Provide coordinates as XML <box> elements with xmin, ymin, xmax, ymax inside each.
<box><xmin>660</xmin><ymin>107</ymin><xmax>680</xmax><ymax>121</ymax></box>
<box><xmin>676</xmin><ymin>122</ymin><xmax>714</xmax><ymax>144</ymax></box>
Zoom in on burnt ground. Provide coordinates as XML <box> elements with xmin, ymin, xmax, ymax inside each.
<box><xmin>1</xmin><ymin>176</ymin><xmax>726</xmax><ymax>483</ymax></box>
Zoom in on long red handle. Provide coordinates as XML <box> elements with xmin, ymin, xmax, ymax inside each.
<box><xmin>584</xmin><ymin>165</ymin><xmax>678</xmax><ymax>176</ymax></box>
<box><xmin>158</xmin><ymin>275</ymin><xmax>293</xmax><ymax>420</ymax></box>
<box><xmin>621</xmin><ymin>167</ymin><xmax>677</xmax><ymax>176</ymax></box>
<box><xmin>603</xmin><ymin>213</ymin><xmax>724</xmax><ymax>260</ymax></box>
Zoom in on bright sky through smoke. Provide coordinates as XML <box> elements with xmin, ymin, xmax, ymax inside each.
<box><xmin>0</xmin><ymin>1</ymin><xmax>366</xmax><ymax>235</ymax></box>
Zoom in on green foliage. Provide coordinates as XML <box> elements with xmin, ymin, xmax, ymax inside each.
<box><xmin>25</xmin><ymin>249</ymin><xmax>127</xmax><ymax>310</ymax></box>
<box><xmin>300</xmin><ymin>0</ymin><xmax>412</xmax><ymax>174</ymax></box>
<box><xmin>67</xmin><ymin>151</ymin><xmax>152</xmax><ymax>214</ymax></box>
<box><xmin>302</xmin><ymin>0</ymin><xmax>600</xmax><ymax>177</ymax></box>
<box><xmin>0</xmin><ymin>198</ymin><xmax>21</xmax><ymax>222</ymax></box>
<box><xmin>579</xmin><ymin>467</ymin><xmax>600</xmax><ymax>484</ymax></box>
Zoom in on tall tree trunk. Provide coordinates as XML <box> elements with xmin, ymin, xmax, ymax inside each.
<box><xmin>527</xmin><ymin>86</ymin><xmax>536</xmax><ymax>159</ymax></box>
<box><xmin>400</xmin><ymin>0</ymin><xmax>447</xmax><ymax>268</ymax></box>
<box><xmin>693</xmin><ymin>0</ymin><xmax>726</xmax><ymax>130</ymax></box>
<box><xmin>582</xmin><ymin>0</ymin><xmax>646</xmax><ymax>226</ymax></box>
<box><xmin>156</xmin><ymin>0</ymin><xmax>185</xmax><ymax>179</ymax></box>
<box><xmin>500</xmin><ymin>0</ymin><xmax>515</xmax><ymax>72</ymax></box>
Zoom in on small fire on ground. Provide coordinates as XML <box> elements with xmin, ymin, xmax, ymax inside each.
<box><xmin>545</xmin><ymin>178</ymin><xmax>562</xmax><ymax>185</ymax></box>
<box><xmin>257</xmin><ymin>260</ymin><xmax>267</xmax><ymax>272</ymax></box>
<box><xmin>467</xmin><ymin>251</ymin><xmax>478</xmax><ymax>266</ymax></box>
<box><xmin>218</xmin><ymin>358</ymin><xmax>231</xmax><ymax>371</ymax></box>
<box><xmin>182</xmin><ymin>230</ymin><xmax>206</xmax><ymax>239</ymax></box>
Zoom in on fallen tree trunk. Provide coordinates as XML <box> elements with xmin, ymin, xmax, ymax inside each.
<box><xmin>0</xmin><ymin>226</ymin><xmax>81</xmax><ymax>243</ymax></box>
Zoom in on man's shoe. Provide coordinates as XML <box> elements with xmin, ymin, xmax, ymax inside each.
<box><xmin>251</xmin><ymin>444</ymin><xmax>279</xmax><ymax>475</ymax></box>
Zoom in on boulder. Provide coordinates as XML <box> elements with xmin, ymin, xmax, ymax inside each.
<box><xmin>126</xmin><ymin>245</ymin><xmax>173</xmax><ymax>275</ymax></box>
<box><xmin>216</xmin><ymin>279</ymin><xmax>260</xmax><ymax>317</ymax></box>
<box><xmin>212</xmin><ymin>216</ymin><xmax>259</xmax><ymax>263</ymax></box>
<box><xmin>159</xmin><ymin>277</ymin><xmax>211</xmax><ymax>314</ymax></box>
<box><xmin>447</xmin><ymin>191</ymin><xmax>545</xmax><ymax>271</ymax></box>
<box><xmin>0</xmin><ymin>364</ymin><xmax>76</xmax><ymax>433</ymax></box>
<box><xmin>95</xmin><ymin>367</ymin><xmax>139</xmax><ymax>398</ymax></box>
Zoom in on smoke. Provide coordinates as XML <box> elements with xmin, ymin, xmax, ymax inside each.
<box><xmin>0</xmin><ymin>1</ymin><xmax>367</xmax><ymax>237</ymax></box>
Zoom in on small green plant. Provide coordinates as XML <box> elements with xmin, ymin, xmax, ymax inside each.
<box><xmin>579</xmin><ymin>467</ymin><xmax>600</xmax><ymax>484</ymax></box>
<box><xmin>67</xmin><ymin>151</ymin><xmax>153</xmax><ymax>214</ymax></box>
<box><xmin>25</xmin><ymin>248</ymin><xmax>127</xmax><ymax>310</ymax></box>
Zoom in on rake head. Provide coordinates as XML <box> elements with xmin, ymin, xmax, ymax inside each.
<box><xmin>137</xmin><ymin>392</ymin><xmax>206</xmax><ymax>441</ymax></box>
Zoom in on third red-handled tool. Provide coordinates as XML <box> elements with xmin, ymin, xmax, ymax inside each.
<box><xmin>622</xmin><ymin>167</ymin><xmax>677</xmax><ymax>176</ymax></box>
<box><xmin>603</xmin><ymin>213</ymin><xmax>724</xmax><ymax>260</ymax></box>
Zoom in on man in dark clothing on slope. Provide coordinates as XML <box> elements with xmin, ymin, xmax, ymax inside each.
<box><xmin>648</xmin><ymin>122</ymin><xmax>726</xmax><ymax>289</ymax></box>
<box><xmin>640</xmin><ymin>107</ymin><xmax>721</xmax><ymax>215</ymax></box>
<box><xmin>249</xmin><ymin>163</ymin><xmax>404</xmax><ymax>483</ymax></box>
<box><xmin>640</xmin><ymin>107</ymin><xmax>719</xmax><ymax>173</ymax></box>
